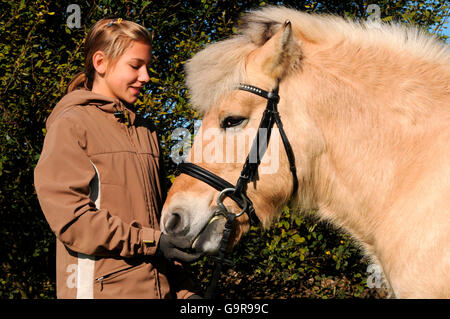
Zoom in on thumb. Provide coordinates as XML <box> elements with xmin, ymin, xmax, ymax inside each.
<box><xmin>166</xmin><ymin>234</ymin><xmax>193</xmax><ymax>249</ymax></box>
<box><xmin>170</xmin><ymin>248</ymin><xmax>204</xmax><ymax>263</ymax></box>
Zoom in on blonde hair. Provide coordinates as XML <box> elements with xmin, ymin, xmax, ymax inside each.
<box><xmin>67</xmin><ymin>18</ymin><xmax>153</xmax><ymax>93</ymax></box>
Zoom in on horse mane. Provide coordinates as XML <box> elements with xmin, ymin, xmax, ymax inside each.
<box><xmin>185</xmin><ymin>6</ymin><xmax>449</xmax><ymax>114</ymax></box>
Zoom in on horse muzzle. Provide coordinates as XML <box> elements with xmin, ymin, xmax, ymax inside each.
<box><xmin>162</xmin><ymin>204</ymin><xmax>229</xmax><ymax>254</ymax></box>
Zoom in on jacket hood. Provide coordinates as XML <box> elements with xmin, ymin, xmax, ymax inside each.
<box><xmin>47</xmin><ymin>89</ymin><xmax>135</xmax><ymax>129</ymax></box>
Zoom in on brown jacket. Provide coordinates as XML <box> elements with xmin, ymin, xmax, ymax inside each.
<box><xmin>34</xmin><ymin>89</ymin><xmax>195</xmax><ymax>299</ymax></box>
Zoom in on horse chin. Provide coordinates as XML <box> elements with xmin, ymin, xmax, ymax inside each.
<box><xmin>191</xmin><ymin>215</ymin><xmax>227</xmax><ymax>255</ymax></box>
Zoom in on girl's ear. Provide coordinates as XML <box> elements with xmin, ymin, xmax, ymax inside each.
<box><xmin>92</xmin><ymin>50</ymin><xmax>108</xmax><ymax>76</ymax></box>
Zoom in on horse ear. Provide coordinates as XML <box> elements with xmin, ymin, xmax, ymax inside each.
<box><xmin>254</xmin><ymin>20</ymin><xmax>302</xmax><ymax>80</ymax></box>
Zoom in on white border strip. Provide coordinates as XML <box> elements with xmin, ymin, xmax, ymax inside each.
<box><xmin>76</xmin><ymin>161</ymin><xmax>101</xmax><ymax>299</ymax></box>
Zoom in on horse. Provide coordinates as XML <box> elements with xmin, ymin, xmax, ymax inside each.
<box><xmin>160</xmin><ymin>6</ymin><xmax>450</xmax><ymax>298</ymax></box>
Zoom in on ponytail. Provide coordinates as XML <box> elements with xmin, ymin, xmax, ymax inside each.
<box><xmin>66</xmin><ymin>71</ymin><xmax>92</xmax><ymax>93</ymax></box>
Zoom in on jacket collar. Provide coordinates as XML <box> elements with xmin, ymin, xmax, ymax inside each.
<box><xmin>49</xmin><ymin>89</ymin><xmax>137</xmax><ymax>128</ymax></box>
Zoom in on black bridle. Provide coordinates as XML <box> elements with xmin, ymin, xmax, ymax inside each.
<box><xmin>175</xmin><ymin>81</ymin><xmax>298</xmax><ymax>298</ymax></box>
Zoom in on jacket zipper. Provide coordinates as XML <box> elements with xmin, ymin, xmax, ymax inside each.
<box><xmin>96</xmin><ymin>265</ymin><xmax>136</xmax><ymax>291</ymax></box>
<box><xmin>97</xmin><ymin>276</ymin><xmax>105</xmax><ymax>291</ymax></box>
<box><xmin>123</xmin><ymin>122</ymin><xmax>161</xmax><ymax>298</ymax></box>
<box><xmin>124</xmin><ymin>125</ymin><xmax>154</xmax><ymax>227</ymax></box>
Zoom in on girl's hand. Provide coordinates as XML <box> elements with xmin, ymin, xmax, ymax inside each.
<box><xmin>157</xmin><ymin>233</ymin><xmax>203</xmax><ymax>262</ymax></box>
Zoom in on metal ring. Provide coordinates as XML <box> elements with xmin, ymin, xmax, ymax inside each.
<box><xmin>216</xmin><ymin>188</ymin><xmax>248</xmax><ymax>218</ymax></box>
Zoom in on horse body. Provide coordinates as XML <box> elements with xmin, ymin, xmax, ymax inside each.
<box><xmin>161</xmin><ymin>6</ymin><xmax>450</xmax><ymax>298</ymax></box>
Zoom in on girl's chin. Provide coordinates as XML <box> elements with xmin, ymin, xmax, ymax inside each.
<box><xmin>126</xmin><ymin>89</ymin><xmax>140</xmax><ymax>104</ymax></box>
<box><xmin>121</xmin><ymin>93</ymin><xmax>138</xmax><ymax>104</ymax></box>
<box><xmin>127</xmin><ymin>96</ymin><xmax>138</xmax><ymax>104</ymax></box>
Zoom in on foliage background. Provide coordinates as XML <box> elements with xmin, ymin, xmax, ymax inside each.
<box><xmin>0</xmin><ymin>0</ymin><xmax>448</xmax><ymax>298</ymax></box>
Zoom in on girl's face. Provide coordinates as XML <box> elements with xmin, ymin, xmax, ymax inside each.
<box><xmin>94</xmin><ymin>41</ymin><xmax>151</xmax><ymax>105</ymax></box>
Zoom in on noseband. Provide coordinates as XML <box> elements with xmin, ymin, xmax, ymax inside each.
<box><xmin>175</xmin><ymin>81</ymin><xmax>298</xmax><ymax>298</ymax></box>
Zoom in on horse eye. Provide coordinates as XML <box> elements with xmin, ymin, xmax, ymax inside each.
<box><xmin>221</xmin><ymin>116</ymin><xmax>247</xmax><ymax>129</ymax></box>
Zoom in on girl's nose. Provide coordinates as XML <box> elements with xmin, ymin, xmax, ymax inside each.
<box><xmin>139</xmin><ymin>67</ymin><xmax>150</xmax><ymax>83</ymax></box>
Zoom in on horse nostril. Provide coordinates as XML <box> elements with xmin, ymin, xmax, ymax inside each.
<box><xmin>165</xmin><ymin>213</ymin><xmax>180</xmax><ymax>231</ymax></box>
<box><xmin>164</xmin><ymin>212</ymin><xmax>187</xmax><ymax>235</ymax></box>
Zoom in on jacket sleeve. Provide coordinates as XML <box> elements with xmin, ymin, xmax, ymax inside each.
<box><xmin>34</xmin><ymin>116</ymin><xmax>160</xmax><ymax>257</ymax></box>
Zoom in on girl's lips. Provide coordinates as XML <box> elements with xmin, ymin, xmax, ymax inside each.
<box><xmin>129</xmin><ymin>86</ymin><xmax>142</xmax><ymax>95</ymax></box>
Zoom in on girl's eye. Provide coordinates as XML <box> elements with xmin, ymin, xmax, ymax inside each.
<box><xmin>130</xmin><ymin>65</ymin><xmax>139</xmax><ymax>70</ymax></box>
<box><xmin>220</xmin><ymin>116</ymin><xmax>247</xmax><ymax>129</ymax></box>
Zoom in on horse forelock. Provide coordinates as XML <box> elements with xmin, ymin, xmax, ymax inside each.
<box><xmin>185</xmin><ymin>37</ymin><xmax>256</xmax><ymax>115</ymax></box>
<box><xmin>185</xmin><ymin>6</ymin><xmax>449</xmax><ymax>114</ymax></box>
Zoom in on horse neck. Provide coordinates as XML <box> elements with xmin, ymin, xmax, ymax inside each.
<box><xmin>284</xmin><ymin>48</ymin><xmax>444</xmax><ymax>243</ymax></box>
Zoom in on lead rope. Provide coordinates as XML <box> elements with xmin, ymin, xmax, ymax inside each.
<box><xmin>204</xmin><ymin>210</ymin><xmax>236</xmax><ymax>299</ymax></box>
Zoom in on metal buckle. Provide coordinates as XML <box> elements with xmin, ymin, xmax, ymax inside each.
<box><xmin>216</xmin><ymin>188</ymin><xmax>248</xmax><ymax>217</ymax></box>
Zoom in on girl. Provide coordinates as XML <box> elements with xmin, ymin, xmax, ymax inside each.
<box><xmin>34</xmin><ymin>18</ymin><xmax>201</xmax><ymax>299</ymax></box>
